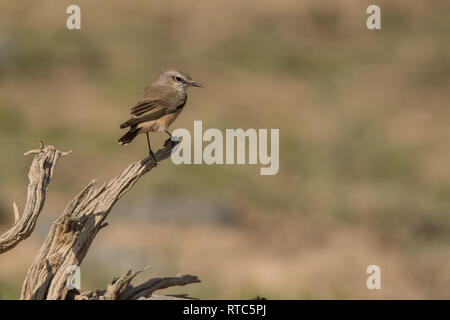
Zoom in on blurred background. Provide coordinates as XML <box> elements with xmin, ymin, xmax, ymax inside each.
<box><xmin>0</xmin><ymin>0</ymin><xmax>449</xmax><ymax>299</ymax></box>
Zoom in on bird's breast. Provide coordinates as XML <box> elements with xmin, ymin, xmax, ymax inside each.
<box><xmin>159</xmin><ymin>107</ymin><xmax>184</xmax><ymax>128</ymax></box>
<box><xmin>137</xmin><ymin>107</ymin><xmax>184</xmax><ymax>133</ymax></box>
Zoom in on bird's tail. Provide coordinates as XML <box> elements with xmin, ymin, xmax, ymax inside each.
<box><xmin>118</xmin><ymin>127</ymin><xmax>139</xmax><ymax>145</ymax></box>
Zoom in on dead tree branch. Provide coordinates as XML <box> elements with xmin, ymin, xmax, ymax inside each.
<box><xmin>15</xmin><ymin>138</ymin><xmax>198</xmax><ymax>300</ymax></box>
<box><xmin>74</xmin><ymin>269</ymin><xmax>200</xmax><ymax>300</ymax></box>
<box><xmin>0</xmin><ymin>142</ymin><xmax>70</xmax><ymax>254</ymax></box>
<box><xmin>0</xmin><ymin>139</ymin><xmax>198</xmax><ymax>299</ymax></box>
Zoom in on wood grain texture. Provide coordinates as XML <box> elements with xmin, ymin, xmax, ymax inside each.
<box><xmin>0</xmin><ymin>142</ymin><xmax>70</xmax><ymax>254</ymax></box>
<box><xmin>75</xmin><ymin>270</ymin><xmax>200</xmax><ymax>300</ymax></box>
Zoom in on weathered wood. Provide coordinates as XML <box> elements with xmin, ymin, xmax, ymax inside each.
<box><xmin>74</xmin><ymin>268</ymin><xmax>200</xmax><ymax>300</ymax></box>
<box><xmin>19</xmin><ymin>138</ymin><xmax>194</xmax><ymax>300</ymax></box>
<box><xmin>0</xmin><ymin>142</ymin><xmax>70</xmax><ymax>254</ymax></box>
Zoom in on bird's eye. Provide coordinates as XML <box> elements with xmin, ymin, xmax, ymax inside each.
<box><xmin>175</xmin><ymin>76</ymin><xmax>183</xmax><ymax>82</ymax></box>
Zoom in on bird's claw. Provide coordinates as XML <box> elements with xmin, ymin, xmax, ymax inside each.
<box><xmin>149</xmin><ymin>152</ymin><xmax>158</xmax><ymax>167</ymax></box>
<box><xmin>164</xmin><ymin>135</ymin><xmax>180</xmax><ymax>147</ymax></box>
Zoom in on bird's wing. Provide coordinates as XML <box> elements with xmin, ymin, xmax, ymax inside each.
<box><xmin>120</xmin><ymin>85</ymin><xmax>186</xmax><ymax>128</ymax></box>
<box><xmin>130</xmin><ymin>100</ymin><xmax>161</xmax><ymax>117</ymax></box>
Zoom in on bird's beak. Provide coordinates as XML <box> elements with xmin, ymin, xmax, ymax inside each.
<box><xmin>190</xmin><ymin>81</ymin><xmax>203</xmax><ymax>88</ymax></box>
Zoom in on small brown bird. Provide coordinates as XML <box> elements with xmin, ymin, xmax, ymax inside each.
<box><xmin>118</xmin><ymin>69</ymin><xmax>202</xmax><ymax>163</ymax></box>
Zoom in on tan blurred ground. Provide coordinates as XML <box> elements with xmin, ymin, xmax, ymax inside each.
<box><xmin>0</xmin><ymin>0</ymin><xmax>449</xmax><ymax>299</ymax></box>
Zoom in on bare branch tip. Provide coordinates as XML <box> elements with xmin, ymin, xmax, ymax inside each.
<box><xmin>143</xmin><ymin>265</ymin><xmax>152</xmax><ymax>271</ymax></box>
<box><xmin>23</xmin><ymin>141</ymin><xmax>48</xmax><ymax>156</ymax></box>
<box><xmin>58</xmin><ymin>150</ymin><xmax>72</xmax><ymax>156</ymax></box>
<box><xmin>23</xmin><ymin>149</ymin><xmax>40</xmax><ymax>156</ymax></box>
<box><xmin>13</xmin><ymin>202</ymin><xmax>20</xmax><ymax>223</ymax></box>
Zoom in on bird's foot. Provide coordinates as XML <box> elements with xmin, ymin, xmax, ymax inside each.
<box><xmin>150</xmin><ymin>152</ymin><xmax>158</xmax><ymax>167</ymax></box>
<box><xmin>164</xmin><ymin>135</ymin><xmax>180</xmax><ymax>147</ymax></box>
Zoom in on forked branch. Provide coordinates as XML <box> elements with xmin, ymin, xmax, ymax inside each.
<box><xmin>74</xmin><ymin>268</ymin><xmax>200</xmax><ymax>300</ymax></box>
<box><xmin>18</xmin><ymin>138</ymin><xmax>199</xmax><ymax>300</ymax></box>
<box><xmin>0</xmin><ymin>139</ymin><xmax>200</xmax><ymax>300</ymax></box>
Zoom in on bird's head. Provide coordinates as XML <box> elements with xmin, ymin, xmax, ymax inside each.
<box><xmin>157</xmin><ymin>70</ymin><xmax>203</xmax><ymax>91</ymax></box>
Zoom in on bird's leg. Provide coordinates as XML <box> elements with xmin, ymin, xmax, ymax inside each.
<box><xmin>164</xmin><ymin>130</ymin><xmax>172</xmax><ymax>138</ymax></box>
<box><xmin>146</xmin><ymin>132</ymin><xmax>158</xmax><ymax>166</ymax></box>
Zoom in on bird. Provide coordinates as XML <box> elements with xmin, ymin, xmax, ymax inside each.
<box><xmin>118</xmin><ymin>69</ymin><xmax>202</xmax><ymax>164</ymax></box>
